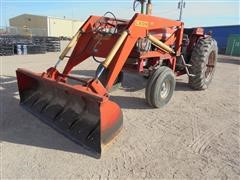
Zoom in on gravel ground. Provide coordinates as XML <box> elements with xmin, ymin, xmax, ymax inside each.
<box><xmin>0</xmin><ymin>53</ymin><xmax>239</xmax><ymax>179</ymax></box>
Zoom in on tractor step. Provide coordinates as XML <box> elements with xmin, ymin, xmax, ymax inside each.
<box><xmin>180</xmin><ymin>55</ymin><xmax>195</xmax><ymax>77</ymax></box>
<box><xmin>188</xmin><ymin>74</ymin><xmax>195</xmax><ymax>77</ymax></box>
<box><xmin>176</xmin><ymin>64</ymin><xmax>192</xmax><ymax>68</ymax></box>
<box><xmin>185</xmin><ymin>63</ymin><xmax>192</xmax><ymax>67</ymax></box>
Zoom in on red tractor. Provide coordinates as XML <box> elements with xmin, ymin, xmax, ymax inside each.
<box><xmin>16</xmin><ymin>0</ymin><xmax>218</xmax><ymax>157</ymax></box>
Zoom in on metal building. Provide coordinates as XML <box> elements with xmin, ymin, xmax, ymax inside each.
<box><xmin>9</xmin><ymin>14</ymin><xmax>83</xmax><ymax>37</ymax></box>
<box><xmin>202</xmin><ymin>25</ymin><xmax>240</xmax><ymax>54</ymax></box>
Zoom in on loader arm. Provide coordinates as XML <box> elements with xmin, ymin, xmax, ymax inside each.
<box><xmin>61</xmin><ymin>13</ymin><xmax>184</xmax><ymax>90</ymax></box>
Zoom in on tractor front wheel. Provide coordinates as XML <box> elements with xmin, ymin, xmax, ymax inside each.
<box><xmin>189</xmin><ymin>37</ymin><xmax>218</xmax><ymax>90</ymax></box>
<box><xmin>145</xmin><ymin>66</ymin><xmax>176</xmax><ymax>108</ymax></box>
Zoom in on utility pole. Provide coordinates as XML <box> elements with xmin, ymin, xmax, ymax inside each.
<box><xmin>178</xmin><ymin>0</ymin><xmax>186</xmax><ymax>21</ymax></box>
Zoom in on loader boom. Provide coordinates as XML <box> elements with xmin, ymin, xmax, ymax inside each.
<box><xmin>60</xmin><ymin>13</ymin><xmax>184</xmax><ymax>90</ymax></box>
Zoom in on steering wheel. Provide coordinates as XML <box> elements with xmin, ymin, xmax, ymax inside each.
<box><xmin>92</xmin><ymin>11</ymin><xmax>118</xmax><ymax>34</ymax></box>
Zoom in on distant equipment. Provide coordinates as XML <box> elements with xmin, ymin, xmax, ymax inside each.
<box><xmin>226</xmin><ymin>34</ymin><xmax>240</xmax><ymax>56</ymax></box>
<box><xmin>0</xmin><ymin>35</ymin><xmax>60</xmax><ymax>56</ymax></box>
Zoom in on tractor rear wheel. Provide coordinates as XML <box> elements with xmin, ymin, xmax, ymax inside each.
<box><xmin>189</xmin><ymin>37</ymin><xmax>218</xmax><ymax>90</ymax></box>
<box><xmin>145</xmin><ymin>66</ymin><xmax>176</xmax><ymax>108</ymax></box>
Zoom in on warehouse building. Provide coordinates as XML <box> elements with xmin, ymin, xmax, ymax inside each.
<box><xmin>9</xmin><ymin>14</ymin><xmax>83</xmax><ymax>37</ymax></box>
<box><xmin>202</xmin><ymin>25</ymin><xmax>240</xmax><ymax>55</ymax></box>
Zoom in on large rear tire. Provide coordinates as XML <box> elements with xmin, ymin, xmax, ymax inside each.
<box><xmin>189</xmin><ymin>37</ymin><xmax>218</xmax><ymax>90</ymax></box>
<box><xmin>145</xmin><ymin>66</ymin><xmax>176</xmax><ymax>108</ymax></box>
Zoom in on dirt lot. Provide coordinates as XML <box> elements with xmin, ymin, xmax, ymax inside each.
<box><xmin>0</xmin><ymin>53</ymin><xmax>239</xmax><ymax>179</ymax></box>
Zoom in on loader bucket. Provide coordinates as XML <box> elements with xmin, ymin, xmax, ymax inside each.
<box><xmin>16</xmin><ymin>68</ymin><xmax>123</xmax><ymax>158</ymax></box>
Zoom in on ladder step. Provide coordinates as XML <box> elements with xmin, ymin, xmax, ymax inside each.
<box><xmin>185</xmin><ymin>64</ymin><xmax>192</xmax><ymax>67</ymax></box>
<box><xmin>179</xmin><ymin>55</ymin><xmax>195</xmax><ymax>77</ymax></box>
<box><xmin>177</xmin><ymin>64</ymin><xmax>192</xmax><ymax>68</ymax></box>
<box><xmin>188</xmin><ymin>74</ymin><xmax>196</xmax><ymax>77</ymax></box>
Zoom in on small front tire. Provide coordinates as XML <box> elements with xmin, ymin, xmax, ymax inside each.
<box><xmin>145</xmin><ymin>66</ymin><xmax>176</xmax><ymax>108</ymax></box>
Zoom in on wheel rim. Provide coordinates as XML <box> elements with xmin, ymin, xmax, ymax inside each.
<box><xmin>160</xmin><ymin>80</ymin><xmax>171</xmax><ymax>99</ymax></box>
<box><xmin>205</xmin><ymin>51</ymin><xmax>216</xmax><ymax>81</ymax></box>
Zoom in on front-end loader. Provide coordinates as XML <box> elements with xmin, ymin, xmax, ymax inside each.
<box><xmin>16</xmin><ymin>0</ymin><xmax>218</xmax><ymax>157</ymax></box>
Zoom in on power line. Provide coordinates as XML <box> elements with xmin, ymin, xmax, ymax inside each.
<box><xmin>178</xmin><ymin>0</ymin><xmax>186</xmax><ymax>21</ymax></box>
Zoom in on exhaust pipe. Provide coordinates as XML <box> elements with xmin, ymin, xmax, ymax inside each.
<box><xmin>146</xmin><ymin>0</ymin><xmax>152</xmax><ymax>15</ymax></box>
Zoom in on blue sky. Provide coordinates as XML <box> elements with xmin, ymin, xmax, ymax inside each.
<box><xmin>0</xmin><ymin>0</ymin><xmax>239</xmax><ymax>27</ymax></box>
